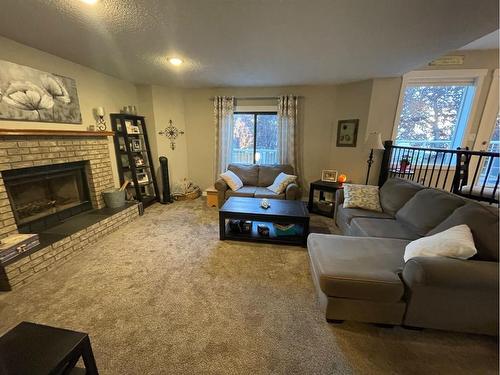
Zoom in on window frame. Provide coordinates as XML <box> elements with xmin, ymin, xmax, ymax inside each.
<box><xmin>391</xmin><ymin>69</ymin><xmax>488</xmax><ymax>150</ymax></box>
<box><xmin>474</xmin><ymin>68</ymin><xmax>499</xmax><ymax>151</ymax></box>
<box><xmin>232</xmin><ymin>111</ymin><xmax>278</xmax><ymax>165</ymax></box>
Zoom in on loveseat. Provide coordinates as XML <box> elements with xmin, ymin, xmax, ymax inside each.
<box><xmin>214</xmin><ymin>164</ymin><xmax>301</xmax><ymax>208</ymax></box>
<box><xmin>307</xmin><ymin>177</ymin><xmax>499</xmax><ymax>335</ymax></box>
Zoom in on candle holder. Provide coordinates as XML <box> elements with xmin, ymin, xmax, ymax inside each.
<box><xmin>94</xmin><ymin>107</ymin><xmax>107</xmax><ymax>131</ymax></box>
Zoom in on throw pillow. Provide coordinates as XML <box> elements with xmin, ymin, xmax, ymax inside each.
<box><xmin>267</xmin><ymin>172</ymin><xmax>297</xmax><ymax>194</ymax></box>
<box><xmin>220</xmin><ymin>170</ymin><xmax>243</xmax><ymax>191</ymax></box>
<box><xmin>404</xmin><ymin>224</ymin><xmax>477</xmax><ymax>262</ymax></box>
<box><xmin>343</xmin><ymin>184</ymin><xmax>382</xmax><ymax>212</ymax></box>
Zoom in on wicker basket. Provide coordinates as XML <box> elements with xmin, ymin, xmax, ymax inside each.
<box><xmin>174</xmin><ymin>187</ymin><xmax>201</xmax><ymax>201</ymax></box>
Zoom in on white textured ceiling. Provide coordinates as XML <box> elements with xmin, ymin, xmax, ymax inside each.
<box><xmin>0</xmin><ymin>0</ymin><xmax>498</xmax><ymax>87</ymax></box>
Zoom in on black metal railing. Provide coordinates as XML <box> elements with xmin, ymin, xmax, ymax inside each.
<box><xmin>379</xmin><ymin>140</ymin><xmax>499</xmax><ymax>204</ymax></box>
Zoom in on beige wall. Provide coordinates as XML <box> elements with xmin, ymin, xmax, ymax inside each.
<box><xmin>1</xmin><ymin>34</ymin><xmax>497</xmax><ymax>197</ymax></box>
<box><xmin>359</xmin><ymin>49</ymin><xmax>499</xmax><ymax>185</ymax></box>
<box><xmin>364</xmin><ymin>77</ymin><xmax>402</xmax><ymax>184</ymax></box>
<box><xmin>418</xmin><ymin>49</ymin><xmax>499</xmax><ymax>143</ymax></box>
<box><xmin>181</xmin><ymin>79</ymin><xmax>396</xmax><ymax>191</ymax></box>
<box><xmin>136</xmin><ymin>85</ymin><xmax>189</xmax><ymax>192</ymax></box>
<box><xmin>328</xmin><ymin>80</ymin><xmax>373</xmax><ymax>185</ymax></box>
<box><xmin>150</xmin><ymin>86</ymin><xmax>189</xmax><ymax>187</ymax></box>
<box><xmin>183</xmin><ymin>85</ymin><xmax>341</xmax><ymax>191</ymax></box>
<box><xmin>0</xmin><ymin>36</ymin><xmax>139</xmax><ymax>188</ymax></box>
<box><xmin>180</xmin><ymin>48</ymin><xmax>498</xmax><ymax>192</ymax></box>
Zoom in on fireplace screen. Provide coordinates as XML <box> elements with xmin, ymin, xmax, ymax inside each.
<box><xmin>3</xmin><ymin>161</ymin><xmax>91</xmax><ymax>230</ymax></box>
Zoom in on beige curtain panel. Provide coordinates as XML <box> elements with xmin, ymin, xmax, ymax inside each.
<box><xmin>277</xmin><ymin>95</ymin><xmax>300</xmax><ymax>178</ymax></box>
<box><xmin>213</xmin><ymin>96</ymin><xmax>235</xmax><ymax>178</ymax></box>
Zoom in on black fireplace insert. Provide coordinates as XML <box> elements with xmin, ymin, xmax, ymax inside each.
<box><xmin>2</xmin><ymin>161</ymin><xmax>92</xmax><ymax>233</ymax></box>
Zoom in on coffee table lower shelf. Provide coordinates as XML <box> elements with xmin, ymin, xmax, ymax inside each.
<box><xmin>220</xmin><ymin>219</ymin><xmax>309</xmax><ymax>247</ymax></box>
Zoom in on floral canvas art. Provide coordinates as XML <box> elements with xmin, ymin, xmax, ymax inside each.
<box><xmin>0</xmin><ymin>60</ymin><xmax>82</xmax><ymax>124</ymax></box>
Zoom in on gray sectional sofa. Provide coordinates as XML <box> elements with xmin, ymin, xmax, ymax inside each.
<box><xmin>307</xmin><ymin>177</ymin><xmax>499</xmax><ymax>335</ymax></box>
<box><xmin>214</xmin><ymin>163</ymin><xmax>301</xmax><ymax>208</ymax></box>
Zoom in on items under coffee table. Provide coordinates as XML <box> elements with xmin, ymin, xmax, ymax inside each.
<box><xmin>219</xmin><ymin>197</ymin><xmax>310</xmax><ymax>247</ymax></box>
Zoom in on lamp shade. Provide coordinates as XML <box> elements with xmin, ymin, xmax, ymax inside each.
<box><xmin>365</xmin><ymin>132</ymin><xmax>384</xmax><ymax>150</ymax></box>
<box><xmin>95</xmin><ymin>107</ymin><xmax>105</xmax><ymax>117</ymax></box>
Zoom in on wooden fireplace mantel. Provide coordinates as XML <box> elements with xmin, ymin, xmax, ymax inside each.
<box><xmin>0</xmin><ymin>129</ymin><xmax>114</xmax><ymax>137</ymax></box>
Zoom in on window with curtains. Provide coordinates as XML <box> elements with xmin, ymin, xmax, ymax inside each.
<box><xmin>232</xmin><ymin>112</ymin><xmax>278</xmax><ymax>164</ymax></box>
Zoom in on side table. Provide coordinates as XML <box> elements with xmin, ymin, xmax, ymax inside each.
<box><xmin>205</xmin><ymin>186</ymin><xmax>218</xmax><ymax>207</ymax></box>
<box><xmin>308</xmin><ymin>180</ymin><xmax>344</xmax><ymax>218</ymax></box>
<box><xmin>0</xmin><ymin>321</ymin><xmax>99</xmax><ymax>375</ymax></box>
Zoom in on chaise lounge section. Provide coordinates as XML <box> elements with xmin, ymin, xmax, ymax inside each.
<box><xmin>307</xmin><ymin>178</ymin><xmax>499</xmax><ymax>335</ymax></box>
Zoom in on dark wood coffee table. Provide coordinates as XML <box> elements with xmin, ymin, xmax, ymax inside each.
<box><xmin>0</xmin><ymin>321</ymin><xmax>98</xmax><ymax>375</ymax></box>
<box><xmin>219</xmin><ymin>197</ymin><xmax>310</xmax><ymax>246</ymax></box>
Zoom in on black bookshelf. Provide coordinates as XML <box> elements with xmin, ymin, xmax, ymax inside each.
<box><xmin>110</xmin><ymin>114</ymin><xmax>159</xmax><ymax>208</ymax></box>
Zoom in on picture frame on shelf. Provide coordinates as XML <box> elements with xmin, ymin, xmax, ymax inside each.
<box><xmin>133</xmin><ymin>155</ymin><xmax>145</xmax><ymax>167</ymax></box>
<box><xmin>336</xmin><ymin>119</ymin><xmax>359</xmax><ymax>147</ymax></box>
<box><xmin>131</xmin><ymin>139</ymin><xmax>141</xmax><ymax>151</ymax></box>
<box><xmin>125</xmin><ymin>120</ymin><xmax>140</xmax><ymax>134</ymax></box>
<box><xmin>137</xmin><ymin>172</ymin><xmax>150</xmax><ymax>185</ymax></box>
<box><xmin>321</xmin><ymin>170</ymin><xmax>338</xmax><ymax>182</ymax></box>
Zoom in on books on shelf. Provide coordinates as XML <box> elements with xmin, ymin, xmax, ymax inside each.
<box><xmin>0</xmin><ymin>234</ymin><xmax>40</xmax><ymax>264</ymax></box>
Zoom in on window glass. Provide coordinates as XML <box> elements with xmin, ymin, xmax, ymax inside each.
<box><xmin>255</xmin><ymin>114</ymin><xmax>278</xmax><ymax>164</ymax></box>
<box><xmin>395</xmin><ymin>84</ymin><xmax>475</xmax><ymax>149</ymax></box>
<box><xmin>232</xmin><ymin>114</ymin><xmax>255</xmax><ymax>164</ymax></box>
<box><xmin>231</xmin><ymin>112</ymin><xmax>278</xmax><ymax>164</ymax></box>
<box><xmin>479</xmin><ymin>113</ymin><xmax>500</xmax><ymax>186</ymax></box>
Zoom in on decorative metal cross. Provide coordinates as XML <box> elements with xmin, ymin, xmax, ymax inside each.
<box><xmin>158</xmin><ymin>119</ymin><xmax>185</xmax><ymax>150</ymax></box>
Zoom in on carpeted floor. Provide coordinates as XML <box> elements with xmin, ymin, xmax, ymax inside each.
<box><xmin>0</xmin><ymin>199</ymin><xmax>497</xmax><ymax>374</ymax></box>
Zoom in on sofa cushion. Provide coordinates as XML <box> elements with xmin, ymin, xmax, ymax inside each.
<box><xmin>228</xmin><ymin>164</ymin><xmax>259</xmax><ymax>186</ymax></box>
<box><xmin>267</xmin><ymin>172</ymin><xmax>297</xmax><ymax>194</ymax></box>
<box><xmin>225</xmin><ymin>186</ymin><xmax>256</xmax><ymax>199</ymax></box>
<box><xmin>337</xmin><ymin>205</ymin><xmax>392</xmax><ymax>226</ymax></box>
<box><xmin>220</xmin><ymin>170</ymin><xmax>243</xmax><ymax>191</ymax></box>
<box><xmin>343</xmin><ymin>184</ymin><xmax>382</xmax><ymax>212</ymax></box>
<box><xmin>428</xmin><ymin>203</ymin><xmax>499</xmax><ymax>262</ymax></box>
<box><xmin>258</xmin><ymin>164</ymin><xmax>294</xmax><ymax>187</ymax></box>
<box><xmin>307</xmin><ymin>234</ymin><xmax>408</xmax><ymax>302</ymax></box>
<box><xmin>404</xmin><ymin>224</ymin><xmax>477</xmax><ymax>262</ymax></box>
<box><xmin>395</xmin><ymin>189</ymin><xmax>465</xmax><ymax>236</ymax></box>
<box><xmin>253</xmin><ymin>187</ymin><xmax>285</xmax><ymax>199</ymax></box>
<box><xmin>379</xmin><ymin>178</ymin><xmax>424</xmax><ymax>215</ymax></box>
<box><xmin>350</xmin><ymin>218</ymin><xmax>420</xmax><ymax>240</ymax></box>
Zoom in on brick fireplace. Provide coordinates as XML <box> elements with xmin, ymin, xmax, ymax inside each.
<box><xmin>0</xmin><ymin>130</ymin><xmax>140</xmax><ymax>290</ymax></box>
<box><xmin>0</xmin><ymin>133</ymin><xmax>115</xmax><ymax>239</ymax></box>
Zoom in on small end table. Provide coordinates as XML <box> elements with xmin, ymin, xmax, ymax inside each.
<box><xmin>205</xmin><ymin>186</ymin><xmax>218</xmax><ymax>207</ymax></box>
<box><xmin>0</xmin><ymin>321</ymin><xmax>99</xmax><ymax>375</ymax></box>
<box><xmin>308</xmin><ymin>180</ymin><xmax>344</xmax><ymax>218</ymax></box>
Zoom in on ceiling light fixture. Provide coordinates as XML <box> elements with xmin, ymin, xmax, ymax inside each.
<box><xmin>168</xmin><ymin>58</ymin><xmax>183</xmax><ymax>66</ymax></box>
<box><xmin>80</xmin><ymin>0</ymin><xmax>98</xmax><ymax>4</ymax></box>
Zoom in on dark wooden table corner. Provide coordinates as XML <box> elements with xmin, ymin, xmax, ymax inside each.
<box><xmin>0</xmin><ymin>321</ymin><xmax>99</xmax><ymax>375</ymax></box>
<box><xmin>307</xmin><ymin>180</ymin><xmax>344</xmax><ymax>218</ymax></box>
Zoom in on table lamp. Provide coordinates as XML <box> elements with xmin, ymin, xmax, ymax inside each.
<box><xmin>365</xmin><ymin>132</ymin><xmax>385</xmax><ymax>184</ymax></box>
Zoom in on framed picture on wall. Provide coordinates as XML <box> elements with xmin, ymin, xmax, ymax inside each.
<box><xmin>336</xmin><ymin>119</ymin><xmax>359</xmax><ymax>147</ymax></box>
<box><xmin>0</xmin><ymin>59</ymin><xmax>82</xmax><ymax>124</ymax></box>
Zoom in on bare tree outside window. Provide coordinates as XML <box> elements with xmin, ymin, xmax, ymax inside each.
<box><xmin>232</xmin><ymin>113</ymin><xmax>278</xmax><ymax>164</ymax></box>
<box><xmin>395</xmin><ymin>85</ymin><xmax>474</xmax><ymax>150</ymax></box>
